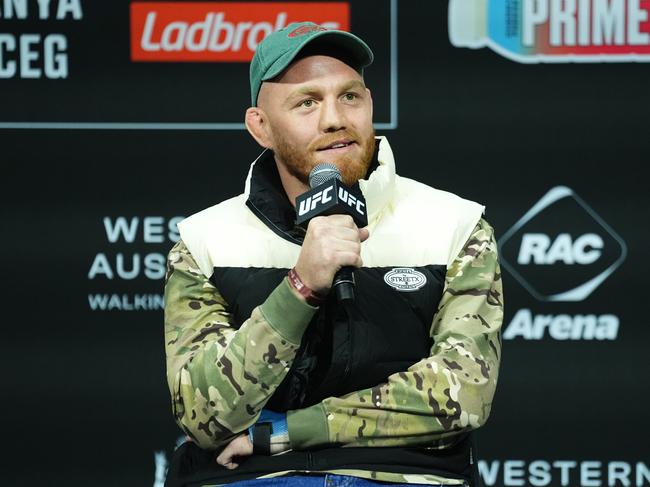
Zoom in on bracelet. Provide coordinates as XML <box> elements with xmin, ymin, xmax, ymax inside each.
<box><xmin>248</xmin><ymin>410</ymin><xmax>290</xmax><ymax>456</ymax></box>
<box><xmin>287</xmin><ymin>268</ymin><xmax>326</xmax><ymax>306</ymax></box>
<box><xmin>250</xmin><ymin>423</ymin><xmax>272</xmax><ymax>456</ymax></box>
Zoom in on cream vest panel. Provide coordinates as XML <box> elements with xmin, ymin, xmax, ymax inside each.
<box><xmin>178</xmin><ymin>180</ymin><xmax>484</xmax><ymax>279</ymax></box>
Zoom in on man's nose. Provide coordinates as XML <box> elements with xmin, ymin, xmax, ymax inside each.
<box><xmin>319</xmin><ymin>97</ymin><xmax>346</xmax><ymax>133</ymax></box>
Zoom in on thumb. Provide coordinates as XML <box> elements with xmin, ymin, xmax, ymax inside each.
<box><xmin>359</xmin><ymin>227</ymin><xmax>370</xmax><ymax>242</ymax></box>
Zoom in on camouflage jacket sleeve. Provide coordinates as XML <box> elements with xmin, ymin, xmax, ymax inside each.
<box><xmin>286</xmin><ymin>218</ymin><xmax>503</xmax><ymax>449</ymax></box>
<box><xmin>164</xmin><ymin>239</ymin><xmax>318</xmax><ymax>450</ymax></box>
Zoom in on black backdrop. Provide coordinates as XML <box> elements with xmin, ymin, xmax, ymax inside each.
<box><xmin>2</xmin><ymin>1</ymin><xmax>649</xmax><ymax>486</ymax></box>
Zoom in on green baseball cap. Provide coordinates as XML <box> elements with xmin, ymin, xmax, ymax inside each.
<box><xmin>250</xmin><ymin>21</ymin><xmax>374</xmax><ymax>106</ymax></box>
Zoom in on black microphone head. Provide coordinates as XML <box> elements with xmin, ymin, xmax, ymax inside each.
<box><xmin>309</xmin><ymin>163</ymin><xmax>341</xmax><ymax>188</ymax></box>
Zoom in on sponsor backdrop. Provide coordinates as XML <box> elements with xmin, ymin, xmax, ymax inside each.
<box><xmin>1</xmin><ymin>0</ymin><xmax>648</xmax><ymax>486</ymax></box>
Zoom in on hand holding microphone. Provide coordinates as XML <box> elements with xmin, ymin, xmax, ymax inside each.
<box><xmin>294</xmin><ymin>214</ymin><xmax>369</xmax><ymax>296</ymax></box>
<box><xmin>293</xmin><ymin>163</ymin><xmax>369</xmax><ymax>303</ymax></box>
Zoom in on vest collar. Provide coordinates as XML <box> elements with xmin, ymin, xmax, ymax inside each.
<box><xmin>244</xmin><ymin>136</ymin><xmax>396</xmax><ymax>244</ymax></box>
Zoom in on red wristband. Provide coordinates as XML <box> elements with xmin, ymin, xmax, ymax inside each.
<box><xmin>287</xmin><ymin>268</ymin><xmax>326</xmax><ymax>306</ymax></box>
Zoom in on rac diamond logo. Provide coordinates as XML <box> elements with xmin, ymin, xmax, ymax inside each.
<box><xmin>499</xmin><ymin>186</ymin><xmax>627</xmax><ymax>302</ymax></box>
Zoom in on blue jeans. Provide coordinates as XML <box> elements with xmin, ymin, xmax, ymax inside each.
<box><xmin>223</xmin><ymin>473</ymin><xmax>462</xmax><ymax>487</ymax></box>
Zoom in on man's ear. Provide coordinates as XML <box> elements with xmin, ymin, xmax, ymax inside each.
<box><xmin>245</xmin><ymin>107</ymin><xmax>273</xmax><ymax>149</ymax></box>
<box><xmin>366</xmin><ymin>87</ymin><xmax>373</xmax><ymax>119</ymax></box>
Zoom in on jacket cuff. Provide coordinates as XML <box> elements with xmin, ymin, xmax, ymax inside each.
<box><xmin>259</xmin><ymin>276</ymin><xmax>318</xmax><ymax>345</ymax></box>
<box><xmin>287</xmin><ymin>403</ymin><xmax>329</xmax><ymax>449</ymax></box>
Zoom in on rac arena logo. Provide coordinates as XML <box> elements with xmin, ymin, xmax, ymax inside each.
<box><xmin>500</xmin><ymin>187</ymin><xmax>627</xmax><ymax>341</ymax></box>
<box><xmin>130</xmin><ymin>2</ymin><xmax>350</xmax><ymax>62</ymax></box>
<box><xmin>448</xmin><ymin>0</ymin><xmax>650</xmax><ymax>63</ymax></box>
<box><xmin>499</xmin><ymin>186</ymin><xmax>627</xmax><ymax>303</ymax></box>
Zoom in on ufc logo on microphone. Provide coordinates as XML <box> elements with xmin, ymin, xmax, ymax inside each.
<box><xmin>298</xmin><ymin>185</ymin><xmax>335</xmax><ymax>216</ymax></box>
<box><xmin>337</xmin><ymin>187</ymin><xmax>365</xmax><ymax>215</ymax></box>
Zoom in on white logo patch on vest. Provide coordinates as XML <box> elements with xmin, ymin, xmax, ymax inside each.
<box><xmin>384</xmin><ymin>268</ymin><xmax>427</xmax><ymax>292</ymax></box>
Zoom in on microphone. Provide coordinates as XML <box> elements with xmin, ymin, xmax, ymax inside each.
<box><xmin>295</xmin><ymin>163</ymin><xmax>368</xmax><ymax>303</ymax></box>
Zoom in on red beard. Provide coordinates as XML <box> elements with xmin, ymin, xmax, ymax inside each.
<box><xmin>273</xmin><ymin>129</ymin><xmax>376</xmax><ymax>187</ymax></box>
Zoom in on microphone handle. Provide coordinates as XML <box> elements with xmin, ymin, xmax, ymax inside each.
<box><xmin>333</xmin><ymin>266</ymin><xmax>355</xmax><ymax>302</ymax></box>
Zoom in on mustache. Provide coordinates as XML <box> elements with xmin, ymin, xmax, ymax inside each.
<box><xmin>309</xmin><ymin>131</ymin><xmax>359</xmax><ymax>151</ymax></box>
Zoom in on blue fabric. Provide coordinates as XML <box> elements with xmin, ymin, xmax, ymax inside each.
<box><xmin>222</xmin><ymin>473</ymin><xmax>459</xmax><ymax>487</ymax></box>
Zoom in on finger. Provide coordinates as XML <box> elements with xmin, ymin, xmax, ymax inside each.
<box><xmin>328</xmin><ymin>228</ymin><xmax>364</xmax><ymax>245</ymax></box>
<box><xmin>330</xmin><ymin>239</ymin><xmax>361</xmax><ymax>256</ymax></box>
<box><xmin>336</xmin><ymin>251</ymin><xmax>363</xmax><ymax>268</ymax></box>
<box><xmin>216</xmin><ymin>446</ymin><xmax>233</xmax><ymax>465</ymax></box>
<box><xmin>326</xmin><ymin>214</ymin><xmax>357</xmax><ymax>229</ymax></box>
<box><xmin>218</xmin><ymin>457</ymin><xmax>239</xmax><ymax>470</ymax></box>
<box><xmin>359</xmin><ymin>227</ymin><xmax>370</xmax><ymax>242</ymax></box>
<box><xmin>329</xmin><ymin>227</ymin><xmax>369</xmax><ymax>245</ymax></box>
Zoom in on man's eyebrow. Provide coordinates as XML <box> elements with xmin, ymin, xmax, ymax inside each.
<box><xmin>339</xmin><ymin>80</ymin><xmax>366</xmax><ymax>92</ymax></box>
<box><xmin>286</xmin><ymin>85</ymin><xmax>321</xmax><ymax>101</ymax></box>
<box><xmin>284</xmin><ymin>80</ymin><xmax>366</xmax><ymax>105</ymax></box>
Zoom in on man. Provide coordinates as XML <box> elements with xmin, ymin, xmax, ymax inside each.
<box><xmin>164</xmin><ymin>21</ymin><xmax>503</xmax><ymax>487</ymax></box>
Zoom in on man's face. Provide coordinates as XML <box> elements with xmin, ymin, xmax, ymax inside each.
<box><xmin>257</xmin><ymin>54</ymin><xmax>375</xmax><ymax>187</ymax></box>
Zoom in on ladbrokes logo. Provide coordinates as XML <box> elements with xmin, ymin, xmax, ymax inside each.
<box><xmin>130</xmin><ymin>2</ymin><xmax>350</xmax><ymax>62</ymax></box>
<box><xmin>499</xmin><ymin>186</ymin><xmax>627</xmax><ymax>302</ymax></box>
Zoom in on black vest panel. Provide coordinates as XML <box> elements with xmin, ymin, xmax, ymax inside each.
<box><xmin>211</xmin><ymin>264</ymin><xmax>446</xmax><ymax>411</ymax></box>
